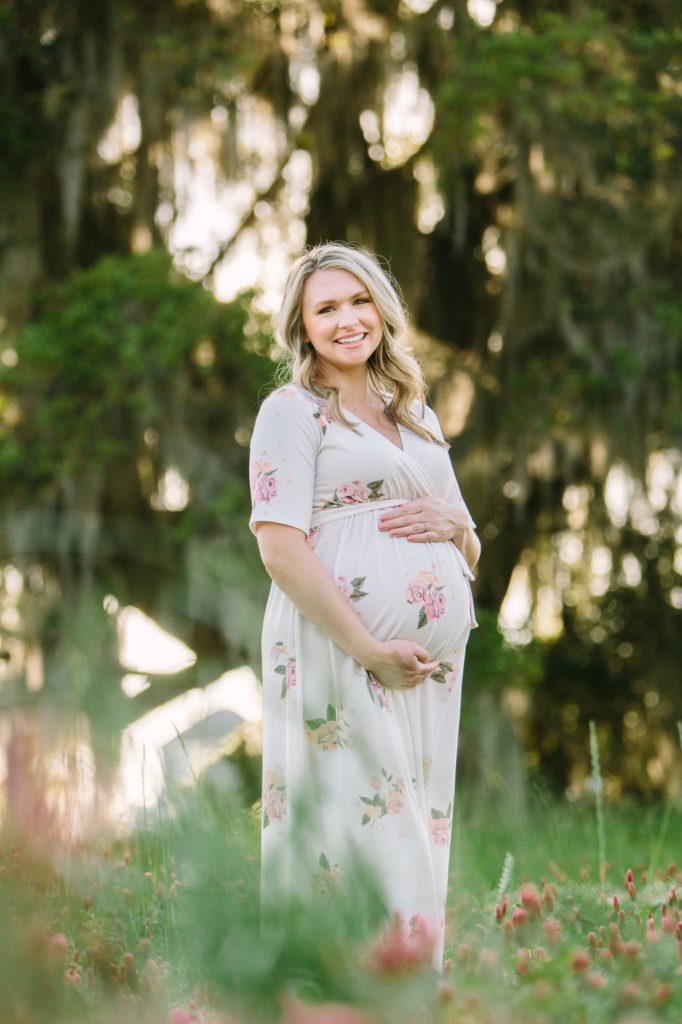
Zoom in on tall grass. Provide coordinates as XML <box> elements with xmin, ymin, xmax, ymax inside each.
<box><xmin>0</xmin><ymin>736</ymin><xmax>681</xmax><ymax>1023</ymax></box>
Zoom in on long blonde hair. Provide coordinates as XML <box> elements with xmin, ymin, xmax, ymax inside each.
<box><xmin>274</xmin><ymin>241</ymin><xmax>446</xmax><ymax>446</ymax></box>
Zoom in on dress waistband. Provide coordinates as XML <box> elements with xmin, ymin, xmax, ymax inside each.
<box><xmin>310</xmin><ymin>497</ymin><xmax>408</xmax><ymax>528</ymax></box>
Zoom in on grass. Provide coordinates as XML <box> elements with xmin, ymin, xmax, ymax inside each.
<box><xmin>0</xmin><ymin>780</ymin><xmax>680</xmax><ymax>1024</ymax></box>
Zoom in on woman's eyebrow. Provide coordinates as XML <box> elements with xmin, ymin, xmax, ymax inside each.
<box><xmin>312</xmin><ymin>290</ymin><xmax>370</xmax><ymax>309</ymax></box>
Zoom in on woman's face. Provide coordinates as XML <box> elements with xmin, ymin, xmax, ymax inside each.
<box><xmin>300</xmin><ymin>268</ymin><xmax>383</xmax><ymax>382</ymax></box>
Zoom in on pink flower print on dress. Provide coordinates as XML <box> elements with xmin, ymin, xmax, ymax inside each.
<box><xmin>359</xmin><ymin>768</ymin><xmax>406</xmax><ymax>825</ymax></box>
<box><xmin>305</xmin><ymin>703</ymin><xmax>348</xmax><ymax>751</ymax></box>
<box><xmin>284</xmin><ymin>659</ymin><xmax>296</xmax><ymax>693</ymax></box>
<box><xmin>263</xmin><ymin>770</ymin><xmax>286</xmax><ymax>828</ymax></box>
<box><xmin>323</xmin><ymin>478</ymin><xmax>386</xmax><ymax>508</ymax></box>
<box><xmin>365</xmin><ymin>670</ymin><xmax>392</xmax><ymax>712</ymax></box>
<box><xmin>336</xmin><ymin>575</ymin><xmax>369</xmax><ymax>602</ymax></box>
<box><xmin>423</xmin><ymin>587</ymin><xmax>446</xmax><ymax>622</ymax></box>
<box><xmin>306</xmin><ymin>526</ymin><xmax>320</xmax><ymax>550</ymax></box>
<box><xmin>405</xmin><ymin>580</ymin><xmax>426</xmax><ymax>604</ymax></box>
<box><xmin>386</xmin><ymin>779</ymin><xmax>406</xmax><ymax>816</ymax></box>
<box><xmin>251</xmin><ymin>460</ymin><xmax>278</xmax><ymax>503</ymax></box>
<box><xmin>444</xmin><ymin>668</ymin><xmax>460</xmax><ymax>694</ymax></box>
<box><xmin>271</xmin><ymin>641</ymin><xmax>296</xmax><ymax>699</ymax></box>
<box><xmin>428</xmin><ymin>804</ymin><xmax>452</xmax><ymax>846</ymax></box>
<box><xmin>337</xmin><ymin>481</ymin><xmax>371</xmax><ymax>504</ymax></box>
<box><xmin>313</xmin><ymin>403</ymin><xmax>334</xmax><ymax>434</ymax></box>
<box><xmin>405</xmin><ymin>570</ymin><xmax>446</xmax><ymax>629</ymax></box>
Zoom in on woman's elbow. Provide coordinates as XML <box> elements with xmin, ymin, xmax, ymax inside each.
<box><xmin>255</xmin><ymin>524</ymin><xmax>307</xmax><ymax>579</ymax></box>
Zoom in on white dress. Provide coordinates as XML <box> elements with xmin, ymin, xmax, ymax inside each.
<box><xmin>249</xmin><ymin>383</ymin><xmax>477</xmax><ymax>964</ymax></box>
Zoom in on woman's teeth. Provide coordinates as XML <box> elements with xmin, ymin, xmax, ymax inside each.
<box><xmin>335</xmin><ymin>333</ymin><xmax>365</xmax><ymax>345</ymax></box>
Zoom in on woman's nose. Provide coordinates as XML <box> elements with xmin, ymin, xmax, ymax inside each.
<box><xmin>337</xmin><ymin>304</ymin><xmax>360</xmax><ymax>327</ymax></box>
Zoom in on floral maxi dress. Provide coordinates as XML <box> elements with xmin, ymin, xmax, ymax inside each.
<box><xmin>249</xmin><ymin>384</ymin><xmax>477</xmax><ymax>964</ymax></box>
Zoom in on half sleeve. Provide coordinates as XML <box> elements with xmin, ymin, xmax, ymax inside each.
<box><xmin>249</xmin><ymin>388</ymin><xmax>320</xmax><ymax>537</ymax></box>
<box><xmin>424</xmin><ymin>405</ymin><xmax>477</xmax><ymax>530</ymax></box>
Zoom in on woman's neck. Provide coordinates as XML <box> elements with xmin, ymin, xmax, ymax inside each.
<box><xmin>315</xmin><ymin>369</ymin><xmax>382</xmax><ymax>411</ymax></box>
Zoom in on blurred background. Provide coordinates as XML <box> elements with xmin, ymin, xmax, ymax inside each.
<box><xmin>1</xmin><ymin>0</ymin><xmax>680</xmax><ymax>844</ymax></box>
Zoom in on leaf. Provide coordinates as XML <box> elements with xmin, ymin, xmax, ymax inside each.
<box><xmin>432</xmin><ymin>808</ymin><xmax>445</xmax><ymax>819</ymax></box>
<box><xmin>359</xmin><ymin>796</ymin><xmax>375</xmax><ymax>805</ymax></box>
<box><xmin>319</xmin><ymin>852</ymin><xmax>330</xmax><ymax>869</ymax></box>
<box><xmin>327</xmin><ymin>703</ymin><xmax>336</xmax><ymax>720</ymax></box>
<box><xmin>305</xmin><ymin>718</ymin><xmax>326</xmax><ymax>731</ymax></box>
<box><xmin>263</xmin><ymin>812</ymin><xmax>270</xmax><ymax>828</ymax></box>
<box><xmin>351</xmin><ymin>576</ymin><xmax>367</xmax><ymax>587</ymax></box>
<box><xmin>417</xmin><ymin>607</ymin><xmax>428</xmax><ymax>629</ymax></box>
<box><xmin>274</xmin><ymin>664</ymin><xmax>286</xmax><ymax>674</ymax></box>
<box><xmin>361</xmin><ymin>815</ymin><xmax>371</xmax><ymax>826</ymax></box>
<box><xmin>280</xmin><ymin>680</ymin><xmax>287</xmax><ymax>699</ymax></box>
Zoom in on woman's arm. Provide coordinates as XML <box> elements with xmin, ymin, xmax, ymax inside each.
<box><xmin>255</xmin><ymin>522</ymin><xmax>439</xmax><ymax>690</ymax></box>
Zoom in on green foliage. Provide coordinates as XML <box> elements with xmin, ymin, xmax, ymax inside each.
<box><xmin>465</xmin><ymin>608</ymin><xmax>543</xmax><ymax>693</ymax></box>
<box><xmin>435</xmin><ymin>11</ymin><xmax>680</xmax><ymax>175</ymax></box>
<box><xmin>0</xmin><ymin>250</ymin><xmax>273</xmax><ymax>496</ymax></box>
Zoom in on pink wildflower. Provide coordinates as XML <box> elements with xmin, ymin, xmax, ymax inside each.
<box><xmin>171</xmin><ymin>1010</ymin><xmax>197</xmax><ymax>1024</ymax></box>
<box><xmin>520</xmin><ymin>883</ymin><xmax>542</xmax><ymax>917</ymax></box>
<box><xmin>542</xmin><ymin>918</ymin><xmax>562</xmax><ymax>943</ymax></box>
<box><xmin>512</xmin><ymin>907</ymin><xmax>528</xmax><ymax>928</ymax></box>
<box><xmin>542</xmin><ymin>883</ymin><xmax>556</xmax><ymax>911</ymax></box>
<box><xmin>660</xmin><ymin>905</ymin><xmax>676</xmax><ymax>933</ymax></box>
<box><xmin>570</xmin><ymin>949</ymin><xmax>590</xmax><ymax>972</ymax></box>
<box><xmin>48</xmin><ymin>932</ymin><xmax>69</xmax><ymax>960</ymax></box>
<box><xmin>365</xmin><ymin>913</ymin><xmax>435</xmax><ymax>974</ymax></box>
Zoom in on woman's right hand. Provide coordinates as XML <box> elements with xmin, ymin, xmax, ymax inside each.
<box><xmin>365</xmin><ymin>638</ymin><xmax>439</xmax><ymax>691</ymax></box>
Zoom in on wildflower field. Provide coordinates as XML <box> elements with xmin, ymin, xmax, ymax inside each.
<box><xmin>1</xmin><ymin>776</ymin><xmax>680</xmax><ymax>1024</ymax></box>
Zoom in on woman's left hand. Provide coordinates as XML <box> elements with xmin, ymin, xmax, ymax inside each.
<box><xmin>378</xmin><ymin>496</ymin><xmax>471</xmax><ymax>545</ymax></box>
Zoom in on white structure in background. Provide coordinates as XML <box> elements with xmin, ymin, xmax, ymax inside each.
<box><xmin>107</xmin><ymin>600</ymin><xmax>262</xmax><ymax>832</ymax></box>
<box><xmin>111</xmin><ymin>665</ymin><xmax>262</xmax><ymax>832</ymax></box>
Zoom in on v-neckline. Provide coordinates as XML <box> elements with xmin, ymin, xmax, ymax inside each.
<box><xmin>341</xmin><ymin>404</ymin><xmax>405</xmax><ymax>453</ymax></box>
<box><xmin>288</xmin><ymin>384</ymin><xmax>407</xmax><ymax>453</ymax></box>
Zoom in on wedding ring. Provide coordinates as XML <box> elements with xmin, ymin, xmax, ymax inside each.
<box><xmin>421</xmin><ymin>522</ymin><xmax>428</xmax><ymax>533</ymax></box>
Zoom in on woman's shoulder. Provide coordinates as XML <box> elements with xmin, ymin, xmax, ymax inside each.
<box><xmin>260</xmin><ymin>382</ymin><xmax>324</xmax><ymax>408</ymax></box>
<box><xmin>255</xmin><ymin>383</ymin><xmax>329</xmax><ymax>435</ymax></box>
<box><xmin>404</xmin><ymin>395</ymin><xmax>438</xmax><ymax>427</ymax></box>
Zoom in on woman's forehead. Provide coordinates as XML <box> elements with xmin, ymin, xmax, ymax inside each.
<box><xmin>302</xmin><ymin>267</ymin><xmax>368</xmax><ymax>307</ymax></box>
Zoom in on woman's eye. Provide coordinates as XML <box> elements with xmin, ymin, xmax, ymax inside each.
<box><xmin>355</xmin><ymin>298</ymin><xmax>369</xmax><ymax>305</ymax></box>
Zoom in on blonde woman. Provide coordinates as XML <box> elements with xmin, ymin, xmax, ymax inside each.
<box><xmin>249</xmin><ymin>241</ymin><xmax>480</xmax><ymax>966</ymax></box>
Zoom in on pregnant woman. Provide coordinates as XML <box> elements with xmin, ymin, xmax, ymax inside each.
<box><xmin>249</xmin><ymin>241</ymin><xmax>480</xmax><ymax>965</ymax></box>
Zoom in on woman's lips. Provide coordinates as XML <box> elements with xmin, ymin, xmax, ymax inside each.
<box><xmin>334</xmin><ymin>332</ymin><xmax>367</xmax><ymax>346</ymax></box>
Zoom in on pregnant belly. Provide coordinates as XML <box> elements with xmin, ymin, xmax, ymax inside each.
<box><xmin>315</xmin><ymin>514</ymin><xmax>472</xmax><ymax>661</ymax></box>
